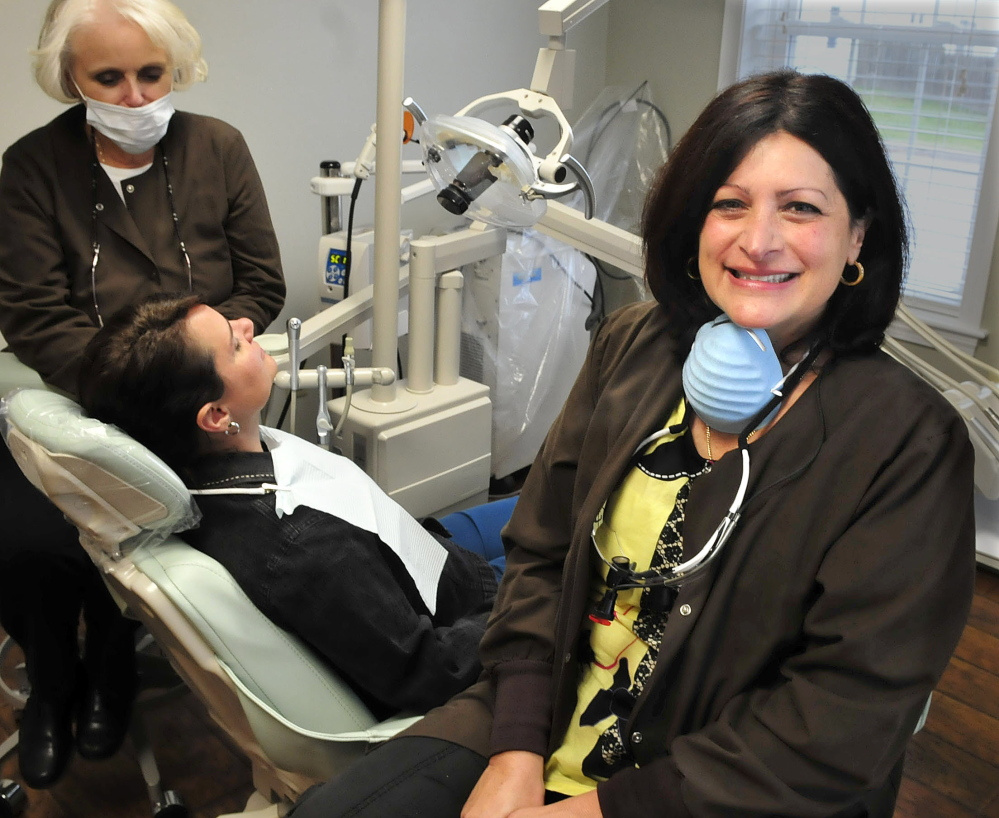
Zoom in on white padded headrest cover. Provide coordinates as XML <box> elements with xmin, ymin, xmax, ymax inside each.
<box><xmin>0</xmin><ymin>388</ymin><xmax>199</xmax><ymax>553</ymax></box>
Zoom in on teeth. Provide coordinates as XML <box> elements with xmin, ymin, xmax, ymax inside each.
<box><xmin>733</xmin><ymin>270</ymin><xmax>794</xmax><ymax>284</ymax></box>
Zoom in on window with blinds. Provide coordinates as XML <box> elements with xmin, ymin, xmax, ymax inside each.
<box><xmin>727</xmin><ymin>0</ymin><xmax>999</xmax><ymax>337</ymax></box>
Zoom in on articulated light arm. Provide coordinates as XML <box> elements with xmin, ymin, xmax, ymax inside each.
<box><xmin>535</xmin><ymin>0</ymin><xmax>610</xmax><ymax>109</ymax></box>
<box><xmin>535</xmin><ymin>200</ymin><xmax>643</xmax><ymax>280</ymax></box>
<box><xmin>538</xmin><ymin>0</ymin><xmax>611</xmax><ymax>38</ymax></box>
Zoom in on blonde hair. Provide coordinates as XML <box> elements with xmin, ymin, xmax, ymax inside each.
<box><xmin>33</xmin><ymin>0</ymin><xmax>208</xmax><ymax>103</ymax></box>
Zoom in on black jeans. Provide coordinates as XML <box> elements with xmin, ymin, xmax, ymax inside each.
<box><xmin>289</xmin><ymin>737</ymin><xmax>571</xmax><ymax>818</ymax></box>
<box><xmin>290</xmin><ymin>735</ymin><xmax>903</xmax><ymax>818</ymax></box>
<box><xmin>289</xmin><ymin>737</ymin><xmax>487</xmax><ymax>818</ymax></box>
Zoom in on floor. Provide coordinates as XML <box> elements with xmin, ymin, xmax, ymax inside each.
<box><xmin>0</xmin><ymin>656</ymin><xmax>254</xmax><ymax>817</ymax></box>
<box><xmin>1</xmin><ymin>567</ymin><xmax>997</xmax><ymax>817</ymax></box>
<box><xmin>893</xmin><ymin>566</ymin><xmax>999</xmax><ymax>817</ymax></box>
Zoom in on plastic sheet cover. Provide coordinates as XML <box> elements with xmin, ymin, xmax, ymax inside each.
<box><xmin>0</xmin><ymin>387</ymin><xmax>200</xmax><ymax>558</ymax></box>
<box><xmin>461</xmin><ymin>230</ymin><xmax>596</xmax><ymax>479</ymax></box>
<box><xmin>565</xmin><ymin>80</ymin><xmax>672</xmax><ymax>233</ymax></box>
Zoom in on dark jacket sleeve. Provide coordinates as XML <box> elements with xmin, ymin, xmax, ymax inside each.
<box><xmin>0</xmin><ymin>139</ymin><xmax>98</xmax><ymax>392</ymax></box>
<box><xmin>258</xmin><ymin>506</ymin><xmax>493</xmax><ymax>716</ymax></box>
<box><xmin>207</xmin><ymin>125</ymin><xmax>285</xmax><ymax>333</ymax></box>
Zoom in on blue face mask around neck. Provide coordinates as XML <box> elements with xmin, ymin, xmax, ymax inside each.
<box><xmin>681</xmin><ymin>316</ymin><xmax>785</xmax><ymax>434</ymax></box>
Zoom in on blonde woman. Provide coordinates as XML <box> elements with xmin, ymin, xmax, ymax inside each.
<box><xmin>0</xmin><ymin>0</ymin><xmax>284</xmax><ymax>789</ymax></box>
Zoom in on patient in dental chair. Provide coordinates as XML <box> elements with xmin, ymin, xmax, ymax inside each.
<box><xmin>76</xmin><ymin>293</ymin><xmax>499</xmax><ymax>719</ymax></box>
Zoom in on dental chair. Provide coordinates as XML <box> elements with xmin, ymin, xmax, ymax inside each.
<box><xmin>0</xmin><ymin>387</ymin><xmax>422</xmax><ymax>818</ymax></box>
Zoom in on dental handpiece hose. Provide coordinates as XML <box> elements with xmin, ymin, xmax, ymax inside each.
<box><xmin>335</xmin><ymin>337</ymin><xmax>355</xmax><ymax>438</ymax></box>
<box><xmin>287</xmin><ymin>317</ymin><xmax>302</xmax><ymax>435</ymax></box>
<box><xmin>316</xmin><ymin>364</ymin><xmax>334</xmax><ymax>447</ymax></box>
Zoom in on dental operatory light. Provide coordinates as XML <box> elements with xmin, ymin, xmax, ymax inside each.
<box><xmin>409</xmin><ymin>87</ymin><xmax>596</xmax><ymax>228</ymax></box>
<box><xmin>401</xmin><ymin>1</ymin><xmax>614</xmax><ymax>228</ymax></box>
<box><xmin>429</xmin><ymin>114</ymin><xmax>537</xmax><ymax>220</ymax></box>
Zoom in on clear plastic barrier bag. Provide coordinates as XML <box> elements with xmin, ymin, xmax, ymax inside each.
<box><xmin>566</xmin><ymin>80</ymin><xmax>672</xmax><ymax>232</ymax></box>
<box><xmin>461</xmin><ymin>230</ymin><xmax>596</xmax><ymax>479</ymax></box>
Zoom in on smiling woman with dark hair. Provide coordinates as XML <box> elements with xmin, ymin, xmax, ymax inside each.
<box><xmin>284</xmin><ymin>71</ymin><xmax>976</xmax><ymax>818</ymax></box>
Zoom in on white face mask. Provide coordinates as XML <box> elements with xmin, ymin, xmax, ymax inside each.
<box><xmin>78</xmin><ymin>88</ymin><xmax>175</xmax><ymax>155</ymax></box>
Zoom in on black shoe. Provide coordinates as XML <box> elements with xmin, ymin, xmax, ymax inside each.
<box><xmin>18</xmin><ymin>694</ymin><xmax>74</xmax><ymax>789</ymax></box>
<box><xmin>74</xmin><ymin>680</ymin><xmax>135</xmax><ymax>761</ymax></box>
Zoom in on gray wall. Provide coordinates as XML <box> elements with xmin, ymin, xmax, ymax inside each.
<box><xmin>0</xmin><ymin>0</ymin><xmax>608</xmax><ymax>333</ymax></box>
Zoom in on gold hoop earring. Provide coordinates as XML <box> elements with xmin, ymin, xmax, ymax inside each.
<box><xmin>841</xmin><ymin>261</ymin><xmax>864</xmax><ymax>287</ymax></box>
<box><xmin>686</xmin><ymin>257</ymin><xmax>700</xmax><ymax>280</ymax></box>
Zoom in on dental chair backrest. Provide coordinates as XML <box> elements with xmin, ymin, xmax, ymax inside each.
<box><xmin>0</xmin><ymin>388</ymin><xmax>420</xmax><ymax>800</ymax></box>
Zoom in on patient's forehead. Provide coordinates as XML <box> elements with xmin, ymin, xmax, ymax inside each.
<box><xmin>184</xmin><ymin>305</ymin><xmax>231</xmax><ymax>353</ymax></box>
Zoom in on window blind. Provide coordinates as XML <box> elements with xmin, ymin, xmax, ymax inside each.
<box><xmin>735</xmin><ymin>0</ymin><xmax>999</xmax><ymax>315</ymax></box>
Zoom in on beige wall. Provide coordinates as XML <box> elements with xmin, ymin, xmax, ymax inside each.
<box><xmin>605</xmin><ymin>0</ymin><xmax>998</xmax><ymax>373</ymax></box>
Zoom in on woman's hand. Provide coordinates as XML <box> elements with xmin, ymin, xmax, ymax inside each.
<box><xmin>510</xmin><ymin>790</ymin><xmax>603</xmax><ymax>817</ymax></box>
<box><xmin>461</xmin><ymin>750</ymin><xmax>546</xmax><ymax>818</ymax></box>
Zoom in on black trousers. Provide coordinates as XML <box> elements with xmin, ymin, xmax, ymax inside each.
<box><xmin>0</xmin><ymin>442</ymin><xmax>135</xmax><ymax>702</ymax></box>
<box><xmin>289</xmin><ymin>737</ymin><xmax>571</xmax><ymax>818</ymax></box>
<box><xmin>289</xmin><ymin>735</ymin><xmax>904</xmax><ymax>818</ymax></box>
<box><xmin>289</xmin><ymin>737</ymin><xmax>486</xmax><ymax>817</ymax></box>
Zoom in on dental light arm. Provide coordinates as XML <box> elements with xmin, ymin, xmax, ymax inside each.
<box><xmin>415</xmin><ymin>0</ymin><xmax>613</xmax><ymax>230</ymax></box>
<box><xmin>535</xmin><ymin>0</ymin><xmax>611</xmax><ymax>110</ymax></box>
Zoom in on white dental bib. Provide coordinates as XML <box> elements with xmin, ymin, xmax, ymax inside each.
<box><xmin>223</xmin><ymin>427</ymin><xmax>449</xmax><ymax>613</ymax></box>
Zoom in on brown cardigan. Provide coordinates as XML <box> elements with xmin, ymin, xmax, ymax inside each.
<box><xmin>0</xmin><ymin>105</ymin><xmax>285</xmax><ymax>393</ymax></box>
<box><xmin>406</xmin><ymin>300</ymin><xmax>977</xmax><ymax>818</ymax></box>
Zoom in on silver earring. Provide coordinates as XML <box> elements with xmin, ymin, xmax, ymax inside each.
<box><xmin>224</xmin><ymin>421</ymin><xmax>240</xmax><ymax>436</ymax></box>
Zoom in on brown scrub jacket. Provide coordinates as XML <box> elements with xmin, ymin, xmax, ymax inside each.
<box><xmin>405</xmin><ymin>299</ymin><xmax>977</xmax><ymax>818</ymax></box>
<box><xmin>0</xmin><ymin>104</ymin><xmax>285</xmax><ymax>393</ymax></box>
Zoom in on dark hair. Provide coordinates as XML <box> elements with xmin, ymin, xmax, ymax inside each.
<box><xmin>642</xmin><ymin>69</ymin><xmax>908</xmax><ymax>356</ymax></box>
<box><xmin>77</xmin><ymin>292</ymin><xmax>223</xmax><ymax>471</ymax></box>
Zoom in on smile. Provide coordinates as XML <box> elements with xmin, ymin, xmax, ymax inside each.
<box><xmin>730</xmin><ymin>269</ymin><xmax>796</xmax><ymax>284</ymax></box>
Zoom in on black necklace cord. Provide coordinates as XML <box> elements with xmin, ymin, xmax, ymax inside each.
<box><xmin>88</xmin><ymin>140</ymin><xmax>192</xmax><ymax>327</ymax></box>
<box><xmin>161</xmin><ymin>153</ymin><xmax>193</xmax><ymax>294</ymax></box>
<box><xmin>88</xmin><ymin>134</ymin><xmax>104</xmax><ymax>327</ymax></box>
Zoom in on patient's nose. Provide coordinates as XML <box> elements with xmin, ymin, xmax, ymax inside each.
<box><xmin>232</xmin><ymin>317</ymin><xmax>255</xmax><ymax>341</ymax></box>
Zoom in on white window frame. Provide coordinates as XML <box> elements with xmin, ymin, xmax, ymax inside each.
<box><xmin>720</xmin><ymin>0</ymin><xmax>999</xmax><ymax>353</ymax></box>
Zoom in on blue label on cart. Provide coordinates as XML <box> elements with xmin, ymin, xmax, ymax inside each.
<box><xmin>325</xmin><ymin>248</ymin><xmax>348</xmax><ymax>287</ymax></box>
<box><xmin>512</xmin><ymin>266</ymin><xmax>543</xmax><ymax>287</ymax></box>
